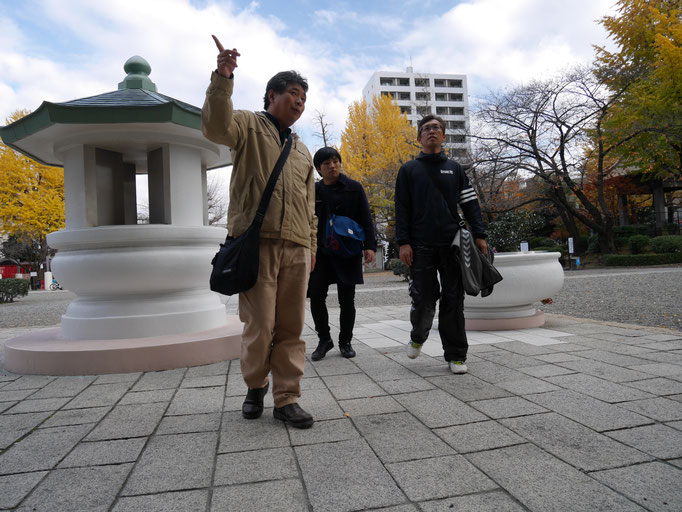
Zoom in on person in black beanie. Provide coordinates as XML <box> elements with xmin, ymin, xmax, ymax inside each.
<box><xmin>308</xmin><ymin>147</ymin><xmax>376</xmax><ymax>360</ymax></box>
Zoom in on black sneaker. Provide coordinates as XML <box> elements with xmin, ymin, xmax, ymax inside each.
<box><xmin>241</xmin><ymin>382</ymin><xmax>269</xmax><ymax>419</ymax></box>
<box><xmin>273</xmin><ymin>403</ymin><xmax>314</xmax><ymax>429</ymax></box>
<box><xmin>339</xmin><ymin>343</ymin><xmax>356</xmax><ymax>358</ymax></box>
<box><xmin>311</xmin><ymin>339</ymin><xmax>334</xmax><ymax>361</ymax></box>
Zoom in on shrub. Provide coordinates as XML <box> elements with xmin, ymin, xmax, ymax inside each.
<box><xmin>0</xmin><ymin>278</ymin><xmax>30</xmax><ymax>303</ymax></box>
<box><xmin>530</xmin><ymin>237</ymin><xmax>555</xmax><ymax>248</ymax></box>
<box><xmin>587</xmin><ymin>233</ymin><xmax>600</xmax><ymax>253</ymax></box>
<box><xmin>389</xmin><ymin>258</ymin><xmax>410</xmax><ymax>281</ymax></box>
<box><xmin>602</xmin><ymin>253</ymin><xmax>682</xmax><ymax>266</ymax></box>
<box><xmin>628</xmin><ymin>235</ymin><xmax>650</xmax><ymax>255</ymax></box>
<box><xmin>486</xmin><ymin>210</ymin><xmax>546</xmax><ymax>252</ymax></box>
<box><xmin>613</xmin><ymin>225</ymin><xmax>648</xmax><ymax>247</ymax></box>
<box><xmin>651</xmin><ymin>235</ymin><xmax>682</xmax><ymax>254</ymax></box>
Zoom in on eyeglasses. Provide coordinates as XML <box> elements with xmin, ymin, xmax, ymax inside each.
<box><xmin>421</xmin><ymin>124</ymin><xmax>442</xmax><ymax>134</ymax></box>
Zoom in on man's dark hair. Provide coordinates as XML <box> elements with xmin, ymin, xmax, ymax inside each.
<box><xmin>417</xmin><ymin>114</ymin><xmax>446</xmax><ymax>136</ymax></box>
<box><xmin>313</xmin><ymin>147</ymin><xmax>342</xmax><ymax>170</ymax></box>
<box><xmin>263</xmin><ymin>70</ymin><xmax>308</xmax><ymax>109</ymax></box>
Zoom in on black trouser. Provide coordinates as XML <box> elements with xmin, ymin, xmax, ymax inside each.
<box><xmin>308</xmin><ymin>273</ymin><xmax>356</xmax><ymax>345</ymax></box>
<box><xmin>409</xmin><ymin>245</ymin><xmax>468</xmax><ymax>362</ymax></box>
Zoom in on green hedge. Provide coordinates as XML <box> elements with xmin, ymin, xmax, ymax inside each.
<box><xmin>651</xmin><ymin>235</ymin><xmax>682</xmax><ymax>254</ymax></box>
<box><xmin>389</xmin><ymin>258</ymin><xmax>410</xmax><ymax>281</ymax></box>
<box><xmin>603</xmin><ymin>253</ymin><xmax>682</xmax><ymax>266</ymax></box>
<box><xmin>628</xmin><ymin>235</ymin><xmax>650</xmax><ymax>255</ymax></box>
<box><xmin>530</xmin><ymin>237</ymin><xmax>556</xmax><ymax>248</ymax></box>
<box><xmin>0</xmin><ymin>278</ymin><xmax>30</xmax><ymax>303</ymax></box>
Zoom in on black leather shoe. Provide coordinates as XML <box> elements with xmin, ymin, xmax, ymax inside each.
<box><xmin>311</xmin><ymin>339</ymin><xmax>334</xmax><ymax>361</ymax></box>
<box><xmin>273</xmin><ymin>403</ymin><xmax>314</xmax><ymax>429</ymax></box>
<box><xmin>339</xmin><ymin>343</ymin><xmax>356</xmax><ymax>358</ymax></box>
<box><xmin>241</xmin><ymin>382</ymin><xmax>269</xmax><ymax>419</ymax></box>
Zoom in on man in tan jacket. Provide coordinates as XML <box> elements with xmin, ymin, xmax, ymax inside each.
<box><xmin>202</xmin><ymin>36</ymin><xmax>317</xmax><ymax>429</ymax></box>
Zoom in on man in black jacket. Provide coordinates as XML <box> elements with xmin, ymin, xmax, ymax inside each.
<box><xmin>308</xmin><ymin>147</ymin><xmax>376</xmax><ymax>361</ymax></box>
<box><xmin>394</xmin><ymin>115</ymin><xmax>487</xmax><ymax>374</ymax></box>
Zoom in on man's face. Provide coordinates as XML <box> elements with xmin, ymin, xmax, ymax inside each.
<box><xmin>418</xmin><ymin>120</ymin><xmax>445</xmax><ymax>152</ymax></box>
<box><xmin>267</xmin><ymin>83</ymin><xmax>306</xmax><ymax>129</ymax></box>
<box><xmin>318</xmin><ymin>156</ymin><xmax>341</xmax><ymax>184</ymax></box>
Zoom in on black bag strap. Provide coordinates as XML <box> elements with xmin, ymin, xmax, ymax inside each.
<box><xmin>252</xmin><ymin>135</ymin><xmax>293</xmax><ymax>228</ymax></box>
<box><xmin>425</xmin><ymin>169</ymin><xmax>467</xmax><ymax>228</ymax></box>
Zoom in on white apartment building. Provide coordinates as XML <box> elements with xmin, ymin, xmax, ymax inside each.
<box><xmin>362</xmin><ymin>67</ymin><xmax>470</xmax><ymax>158</ymax></box>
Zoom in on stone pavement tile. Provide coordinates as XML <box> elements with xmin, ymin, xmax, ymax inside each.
<box><xmin>637</xmin><ymin>350</ymin><xmax>682</xmax><ymax>363</ymax></box>
<box><xmin>367</xmin><ymin>505</ymin><xmax>418</xmax><ymax>512</ymax></box>
<box><xmin>466</xmin><ymin>444</ymin><xmax>645</xmax><ymax>512</ymax></box>
<box><xmin>670</xmin><ymin>393</ymin><xmax>682</xmax><ymax>402</ymax></box>
<box><xmin>130</xmin><ymin>368</ymin><xmax>185</xmax><ymax>391</ymax></box>
<box><xmin>466</xmin><ymin>361</ymin><xmax>529</xmax><ymax>385</ymax></box>
<box><xmin>122</xmin><ymin>431</ymin><xmax>217</xmax><ymax>495</ymax></box>
<box><xmin>626</xmin><ymin>377</ymin><xmax>682</xmax><ymax>395</ymax></box>
<box><xmin>393</xmin><ymin>389</ymin><xmax>487</xmax><ymax>427</ymax></box>
<box><xmin>526</xmin><ymin>390</ymin><xmax>652</xmax><ymax>432</ymax></box>
<box><xmin>215</xmin><ymin>447</ymin><xmax>297</xmax><ymax>485</ymax></box>
<box><xmin>1</xmin><ymin>375</ymin><xmax>55</xmax><ymax>390</ymax></box>
<box><xmin>0</xmin><ymin>471</ymin><xmax>47</xmax><ymax>509</ymax></box>
<box><xmin>641</xmin><ymin>334</ymin><xmax>682</xmax><ymax>342</ymax></box>
<box><xmin>298</xmin><ymin>387</ymin><xmax>345</xmax><ymax>421</ymax></box>
<box><xmin>63</xmin><ymin>382</ymin><xmax>133</xmax><ymax>409</ymax></box>
<box><xmin>288</xmin><ymin>418</ymin><xmax>360</xmax><ymax>445</ymax></box>
<box><xmin>640</xmin><ymin>340</ymin><xmax>682</xmax><ymax>351</ymax></box>
<box><xmin>605</xmin><ymin>423</ymin><xmax>682</xmax><ymax>459</ymax></box>
<box><xmin>85</xmin><ymin>402</ymin><xmax>166</xmax><ymax>441</ymax></box>
<box><xmin>112</xmin><ymin>490</ymin><xmax>208</xmax><ymax>512</ymax></box>
<box><xmin>225</xmin><ymin>372</ymin><xmax>247</xmax><ymax>397</ymax></box>
<box><xmin>218</xmin><ymin>411</ymin><xmax>290</xmax><ymax>453</ymax></box>
<box><xmin>40</xmin><ymin>406</ymin><xmax>111</xmax><ymax>428</ymax></box>
<box><xmin>427</xmin><ymin>374</ymin><xmax>512</xmax><ymax>402</ymax></box>
<box><xmin>296</xmin><ymin>439</ymin><xmax>406</xmax><ymax>512</ymax></box>
<box><xmin>591</xmin><ymin>462</ymin><xmax>682</xmax><ymax>511</ymax></box>
<box><xmin>387</xmin><ymin>455</ymin><xmax>497</xmax><ymax>501</ymax></box>
<box><xmin>671</xmin><ymin>458</ymin><xmax>682</xmax><ymax>469</ymax></box>
<box><xmin>16</xmin><ymin>464</ymin><xmax>132</xmax><ymax>512</ymax></box>
<box><xmin>628</xmin><ymin>362</ymin><xmax>682</xmax><ymax>378</ymax></box>
<box><xmin>420</xmin><ymin>490</ymin><xmax>527</xmax><ymax>512</ymax></box>
<box><xmin>0</xmin><ymin>388</ymin><xmax>36</xmax><ymax>401</ymax></box>
<box><xmin>553</xmin><ymin>323</ymin><xmax>614</xmax><ymax>335</ymax></box>
<box><xmin>184</xmin><ymin>360</ymin><xmax>229</xmax><ymax>377</ymax></box>
<box><xmin>58</xmin><ymin>437</ymin><xmax>146</xmax><ymax>468</ymax></box>
<box><xmin>310</xmin><ymin>357</ymin><xmax>363</xmax><ymax>377</ymax></box>
<box><xmin>322</xmin><ymin>373</ymin><xmax>387</xmax><ymax>400</ymax></box>
<box><xmin>354</xmin><ymin>362</ymin><xmax>419</xmax><ymax>382</ymax></box>
<box><xmin>30</xmin><ymin>376</ymin><xmax>96</xmax><ymax>399</ymax></box>
<box><xmin>156</xmin><ymin>412</ymin><xmax>221</xmax><ymax>435</ymax></box>
<box><xmin>0</xmin><ymin>411</ymin><xmax>52</xmax><ymax>449</ymax></box>
<box><xmin>211</xmin><ymin>479</ymin><xmax>308</xmax><ymax>512</ymax></box>
<box><xmin>339</xmin><ymin>395</ymin><xmax>405</xmax><ymax>417</ymax></box>
<box><xmin>557</xmin><ymin>359</ymin><xmax>651</xmax><ymax>383</ymax></box>
<box><xmin>546</xmin><ymin>342</ymin><xmax>592</xmax><ymax>352</ymax></box>
<box><xmin>379</xmin><ymin>377</ymin><xmax>436</xmax><ymax>394</ymax></box>
<box><xmin>223</xmin><ymin>395</ymin><xmax>245</xmax><ymax>411</ymax></box>
<box><xmin>119</xmin><ymin>389</ymin><xmax>174</xmax><ymax>405</ymax></box>
<box><xmin>469</xmin><ymin>396</ymin><xmax>548</xmax><ymax>419</ymax></box>
<box><xmin>480</xmin><ymin>347</ymin><xmax>552</xmax><ymax>363</ymax></box>
<box><xmin>534</xmin><ymin>353</ymin><xmax>584</xmax><ymax>363</ymax></box>
<box><xmin>519</xmin><ymin>363</ymin><xmax>576</xmax><ymax>378</ymax></box>
<box><xmin>0</xmin><ymin>424</ymin><xmax>91</xmax><ymax>474</ymax></box>
<box><xmin>4</xmin><ymin>396</ymin><xmax>71</xmax><ymax>414</ymax></box>
<box><xmin>468</xmin><ymin>344</ymin><xmax>506</xmax><ymax>354</ymax></box>
<box><xmin>501</xmin><ymin>412</ymin><xmax>653</xmax><ymax>471</ymax></box>
<box><xmin>668</xmin><ymin>419</ymin><xmax>682</xmax><ymax>430</ymax></box>
<box><xmin>617</xmin><ymin>397</ymin><xmax>682</xmax><ymax>422</ymax></box>
<box><xmin>166</xmin><ymin>386</ymin><xmax>223</xmax><ymax>415</ymax></box>
<box><xmin>546</xmin><ymin>374</ymin><xmax>654</xmax><ymax>403</ymax></box>
<box><xmin>93</xmin><ymin>372</ymin><xmax>141</xmax><ymax>384</ymax></box>
<box><xmin>301</xmin><ymin>376</ymin><xmax>328</xmax><ymax>390</ymax></box>
<box><xmin>180</xmin><ymin>375</ymin><xmax>226</xmax><ymax>388</ymax></box>
<box><xmin>353</xmin><ymin>412</ymin><xmax>454</xmax><ymax>463</ymax></box>
<box><xmin>0</xmin><ymin>400</ymin><xmax>16</xmax><ymax>413</ymax></box>
<box><xmin>575</xmin><ymin>349</ymin><xmax>652</xmax><ymax>367</ymax></box>
<box><xmin>434</xmin><ymin>420</ymin><xmax>526</xmax><ymax>453</ymax></box>
<box><xmin>496</xmin><ymin>377</ymin><xmax>562</xmax><ymax>395</ymax></box>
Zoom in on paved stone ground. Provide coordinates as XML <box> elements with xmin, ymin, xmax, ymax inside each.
<box><xmin>1</xmin><ymin>297</ymin><xmax>681</xmax><ymax>511</ymax></box>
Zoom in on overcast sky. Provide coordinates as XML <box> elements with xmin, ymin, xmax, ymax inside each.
<box><xmin>1</xmin><ymin>0</ymin><xmax>618</xmax><ymax>154</ymax></box>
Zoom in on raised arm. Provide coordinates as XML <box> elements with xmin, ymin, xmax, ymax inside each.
<box><xmin>212</xmin><ymin>35</ymin><xmax>240</xmax><ymax>78</ymax></box>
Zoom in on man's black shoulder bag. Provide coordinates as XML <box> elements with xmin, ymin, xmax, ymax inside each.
<box><xmin>426</xmin><ymin>169</ymin><xmax>502</xmax><ymax>297</ymax></box>
<box><xmin>209</xmin><ymin>136</ymin><xmax>292</xmax><ymax>296</ymax></box>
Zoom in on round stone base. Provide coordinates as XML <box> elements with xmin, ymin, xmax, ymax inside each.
<box><xmin>465</xmin><ymin>310</ymin><xmax>545</xmax><ymax>331</ymax></box>
<box><xmin>4</xmin><ymin>316</ymin><xmax>243</xmax><ymax>376</ymax></box>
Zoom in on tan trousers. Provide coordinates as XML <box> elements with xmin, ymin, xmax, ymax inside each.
<box><xmin>238</xmin><ymin>238</ymin><xmax>310</xmax><ymax>408</ymax></box>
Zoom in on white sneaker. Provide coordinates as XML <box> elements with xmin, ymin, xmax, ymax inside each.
<box><xmin>448</xmin><ymin>361</ymin><xmax>468</xmax><ymax>374</ymax></box>
<box><xmin>406</xmin><ymin>341</ymin><xmax>423</xmax><ymax>359</ymax></box>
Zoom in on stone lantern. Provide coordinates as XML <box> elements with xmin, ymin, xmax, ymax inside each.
<box><xmin>0</xmin><ymin>56</ymin><xmax>241</xmax><ymax>375</ymax></box>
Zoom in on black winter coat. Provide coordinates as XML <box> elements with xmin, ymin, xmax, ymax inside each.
<box><xmin>395</xmin><ymin>151</ymin><xmax>486</xmax><ymax>247</ymax></box>
<box><xmin>312</xmin><ymin>174</ymin><xmax>377</xmax><ymax>285</ymax></box>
